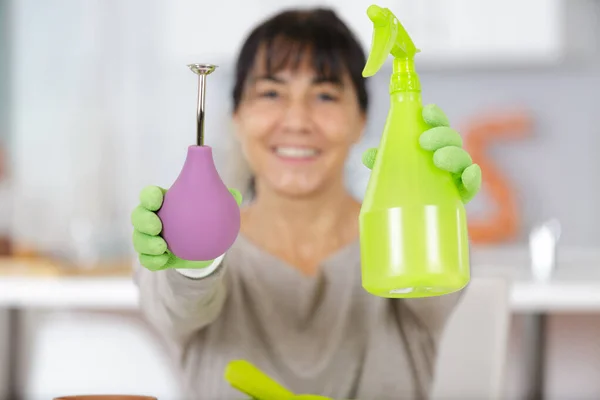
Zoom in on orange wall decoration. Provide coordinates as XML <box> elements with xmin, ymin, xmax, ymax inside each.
<box><xmin>463</xmin><ymin>111</ymin><xmax>532</xmax><ymax>244</ymax></box>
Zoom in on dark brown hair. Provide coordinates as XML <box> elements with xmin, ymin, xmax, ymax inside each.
<box><xmin>232</xmin><ymin>8</ymin><xmax>369</xmax><ymax>113</ymax></box>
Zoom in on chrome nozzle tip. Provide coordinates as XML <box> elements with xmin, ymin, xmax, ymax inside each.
<box><xmin>188</xmin><ymin>63</ymin><xmax>217</xmax><ymax>75</ymax></box>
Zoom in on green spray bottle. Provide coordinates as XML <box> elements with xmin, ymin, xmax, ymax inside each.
<box><xmin>359</xmin><ymin>5</ymin><xmax>470</xmax><ymax>298</ymax></box>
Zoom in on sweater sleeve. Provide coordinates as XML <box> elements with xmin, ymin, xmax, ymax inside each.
<box><xmin>133</xmin><ymin>255</ymin><xmax>227</xmax><ymax>345</ymax></box>
<box><xmin>399</xmin><ymin>289</ymin><xmax>464</xmax><ymax>341</ymax></box>
<box><xmin>389</xmin><ymin>291</ymin><xmax>465</xmax><ymax>399</ymax></box>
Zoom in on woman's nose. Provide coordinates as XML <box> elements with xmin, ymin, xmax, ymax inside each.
<box><xmin>282</xmin><ymin>99</ymin><xmax>311</xmax><ymax>134</ymax></box>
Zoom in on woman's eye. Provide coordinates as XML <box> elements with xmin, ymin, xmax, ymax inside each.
<box><xmin>318</xmin><ymin>92</ymin><xmax>338</xmax><ymax>102</ymax></box>
<box><xmin>259</xmin><ymin>90</ymin><xmax>279</xmax><ymax>99</ymax></box>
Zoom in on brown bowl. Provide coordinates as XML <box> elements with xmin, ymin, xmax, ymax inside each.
<box><xmin>54</xmin><ymin>396</ymin><xmax>157</xmax><ymax>400</ymax></box>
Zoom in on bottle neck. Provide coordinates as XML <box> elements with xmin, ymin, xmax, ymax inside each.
<box><xmin>389</xmin><ymin>58</ymin><xmax>421</xmax><ymax>94</ymax></box>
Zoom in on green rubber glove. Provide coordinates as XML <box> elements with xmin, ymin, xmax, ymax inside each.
<box><xmin>362</xmin><ymin>104</ymin><xmax>482</xmax><ymax>204</ymax></box>
<box><xmin>225</xmin><ymin>360</ymin><xmax>333</xmax><ymax>400</ymax></box>
<box><xmin>131</xmin><ymin>185</ymin><xmax>243</xmax><ymax>271</ymax></box>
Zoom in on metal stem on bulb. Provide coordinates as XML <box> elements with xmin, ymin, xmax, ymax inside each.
<box><xmin>188</xmin><ymin>63</ymin><xmax>217</xmax><ymax>146</ymax></box>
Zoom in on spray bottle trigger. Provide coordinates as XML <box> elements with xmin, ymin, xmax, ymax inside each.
<box><xmin>362</xmin><ymin>4</ymin><xmax>421</xmax><ymax>78</ymax></box>
<box><xmin>362</xmin><ymin>5</ymin><xmax>396</xmax><ymax>77</ymax></box>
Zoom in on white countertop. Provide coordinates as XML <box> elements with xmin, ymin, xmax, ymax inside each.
<box><xmin>471</xmin><ymin>245</ymin><xmax>600</xmax><ymax>312</ymax></box>
<box><xmin>0</xmin><ymin>276</ymin><xmax>139</xmax><ymax>309</ymax></box>
<box><xmin>2</xmin><ymin>276</ymin><xmax>600</xmax><ymax>313</ymax></box>
<box><xmin>1</xmin><ymin>245</ymin><xmax>599</xmax><ymax>312</ymax></box>
<box><xmin>510</xmin><ymin>282</ymin><xmax>600</xmax><ymax>312</ymax></box>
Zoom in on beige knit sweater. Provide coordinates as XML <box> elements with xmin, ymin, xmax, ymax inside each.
<box><xmin>134</xmin><ymin>234</ymin><xmax>463</xmax><ymax>399</ymax></box>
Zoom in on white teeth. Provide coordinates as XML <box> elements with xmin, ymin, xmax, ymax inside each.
<box><xmin>275</xmin><ymin>147</ymin><xmax>318</xmax><ymax>158</ymax></box>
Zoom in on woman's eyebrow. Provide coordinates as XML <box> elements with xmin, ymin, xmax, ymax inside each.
<box><xmin>250</xmin><ymin>75</ymin><xmax>343</xmax><ymax>86</ymax></box>
<box><xmin>312</xmin><ymin>76</ymin><xmax>343</xmax><ymax>86</ymax></box>
<box><xmin>252</xmin><ymin>75</ymin><xmax>286</xmax><ymax>84</ymax></box>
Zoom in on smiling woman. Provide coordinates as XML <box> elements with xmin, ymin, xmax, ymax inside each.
<box><xmin>132</xmin><ymin>7</ymin><xmax>470</xmax><ymax>400</ymax></box>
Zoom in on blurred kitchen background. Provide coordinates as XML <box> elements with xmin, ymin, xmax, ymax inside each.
<box><xmin>0</xmin><ymin>0</ymin><xmax>599</xmax><ymax>399</ymax></box>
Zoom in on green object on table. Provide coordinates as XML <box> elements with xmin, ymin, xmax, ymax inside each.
<box><xmin>225</xmin><ymin>360</ymin><xmax>333</xmax><ymax>400</ymax></box>
<box><xmin>358</xmin><ymin>4</ymin><xmax>482</xmax><ymax>299</ymax></box>
<box><xmin>130</xmin><ymin>185</ymin><xmax>242</xmax><ymax>271</ymax></box>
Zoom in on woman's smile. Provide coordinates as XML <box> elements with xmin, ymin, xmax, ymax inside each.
<box><xmin>272</xmin><ymin>145</ymin><xmax>322</xmax><ymax>163</ymax></box>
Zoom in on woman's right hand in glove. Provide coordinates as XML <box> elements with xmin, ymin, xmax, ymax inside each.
<box><xmin>131</xmin><ymin>185</ymin><xmax>243</xmax><ymax>271</ymax></box>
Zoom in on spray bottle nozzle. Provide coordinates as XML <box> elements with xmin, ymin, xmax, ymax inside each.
<box><xmin>366</xmin><ymin>5</ymin><xmax>388</xmax><ymax>26</ymax></box>
<box><xmin>362</xmin><ymin>4</ymin><xmax>420</xmax><ymax>78</ymax></box>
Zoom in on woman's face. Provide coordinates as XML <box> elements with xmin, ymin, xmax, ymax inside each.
<box><xmin>233</xmin><ymin>55</ymin><xmax>366</xmax><ymax>198</ymax></box>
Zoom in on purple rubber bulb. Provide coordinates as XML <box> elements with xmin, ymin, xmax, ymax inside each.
<box><xmin>157</xmin><ymin>64</ymin><xmax>241</xmax><ymax>261</ymax></box>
